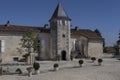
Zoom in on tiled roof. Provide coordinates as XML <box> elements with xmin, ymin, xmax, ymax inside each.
<box><xmin>71</xmin><ymin>29</ymin><xmax>103</xmax><ymax>39</ymax></box>
<box><xmin>0</xmin><ymin>25</ymin><xmax>41</xmax><ymax>32</ymax></box>
<box><xmin>0</xmin><ymin>24</ymin><xmax>103</xmax><ymax>39</ymax></box>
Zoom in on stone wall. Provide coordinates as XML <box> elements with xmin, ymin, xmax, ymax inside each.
<box><xmin>0</xmin><ymin>32</ymin><xmax>23</xmax><ymax>63</ymax></box>
<box><xmin>88</xmin><ymin>39</ymin><xmax>103</xmax><ymax>58</ymax></box>
<box><xmin>37</xmin><ymin>33</ymin><xmax>51</xmax><ymax>60</ymax></box>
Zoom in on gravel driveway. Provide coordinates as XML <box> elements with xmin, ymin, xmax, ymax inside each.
<box><xmin>0</xmin><ymin>58</ymin><xmax>120</xmax><ymax>80</ymax></box>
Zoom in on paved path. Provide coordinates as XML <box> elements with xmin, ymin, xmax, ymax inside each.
<box><xmin>0</xmin><ymin>58</ymin><xmax>120</xmax><ymax>80</ymax></box>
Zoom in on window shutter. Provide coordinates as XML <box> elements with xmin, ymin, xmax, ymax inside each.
<box><xmin>0</xmin><ymin>40</ymin><xmax>5</xmax><ymax>53</ymax></box>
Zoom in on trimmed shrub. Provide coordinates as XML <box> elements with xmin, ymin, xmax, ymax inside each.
<box><xmin>56</xmin><ymin>55</ymin><xmax>61</xmax><ymax>61</ymax></box>
<box><xmin>26</xmin><ymin>67</ymin><xmax>33</xmax><ymax>72</ymax></box>
<box><xmin>98</xmin><ymin>58</ymin><xmax>103</xmax><ymax>66</ymax></box>
<box><xmin>53</xmin><ymin>63</ymin><xmax>59</xmax><ymax>71</ymax></box>
<box><xmin>26</xmin><ymin>67</ymin><xmax>33</xmax><ymax>77</ymax></box>
<box><xmin>33</xmin><ymin>62</ymin><xmax>40</xmax><ymax>71</ymax></box>
<box><xmin>70</xmin><ymin>52</ymin><xmax>74</xmax><ymax>61</ymax></box>
<box><xmin>78</xmin><ymin>60</ymin><xmax>84</xmax><ymax>67</ymax></box>
<box><xmin>16</xmin><ymin>68</ymin><xmax>22</xmax><ymax>74</ymax></box>
<box><xmin>54</xmin><ymin>63</ymin><xmax>59</xmax><ymax>68</ymax></box>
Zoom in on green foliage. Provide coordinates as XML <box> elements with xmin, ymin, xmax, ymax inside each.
<box><xmin>56</xmin><ymin>55</ymin><xmax>61</xmax><ymax>61</ymax></box>
<box><xmin>53</xmin><ymin>63</ymin><xmax>59</xmax><ymax>68</ymax></box>
<box><xmin>3</xmin><ymin>70</ymin><xmax>6</xmax><ymax>73</ymax></box>
<box><xmin>33</xmin><ymin>62</ymin><xmax>40</xmax><ymax>70</ymax></box>
<box><xmin>104</xmin><ymin>46</ymin><xmax>117</xmax><ymax>53</ymax></box>
<box><xmin>79</xmin><ymin>60</ymin><xmax>84</xmax><ymax>64</ymax></box>
<box><xmin>20</xmin><ymin>31</ymin><xmax>42</xmax><ymax>54</ymax></box>
<box><xmin>94</xmin><ymin>29</ymin><xmax>102</xmax><ymax>37</ymax></box>
<box><xmin>70</xmin><ymin>52</ymin><xmax>74</xmax><ymax>61</ymax></box>
<box><xmin>16</xmin><ymin>68</ymin><xmax>22</xmax><ymax>74</ymax></box>
<box><xmin>98</xmin><ymin>59</ymin><xmax>103</xmax><ymax>63</ymax></box>
<box><xmin>26</xmin><ymin>67</ymin><xmax>33</xmax><ymax>73</ymax></box>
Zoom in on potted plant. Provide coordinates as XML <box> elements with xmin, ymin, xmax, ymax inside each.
<box><xmin>91</xmin><ymin>57</ymin><xmax>96</xmax><ymax>62</ymax></box>
<box><xmin>56</xmin><ymin>55</ymin><xmax>61</xmax><ymax>61</ymax></box>
<box><xmin>26</xmin><ymin>67</ymin><xmax>33</xmax><ymax>77</ymax></box>
<box><xmin>16</xmin><ymin>68</ymin><xmax>22</xmax><ymax>74</ymax></box>
<box><xmin>98</xmin><ymin>58</ymin><xmax>103</xmax><ymax>66</ymax></box>
<box><xmin>33</xmin><ymin>62</ymin><xmax>40</xmax><ymax>74</ymax></box>
<box><xmin>78</xmin><ymin>60</ymin><xmax>84</xmax><ymax>67</ymax></box>
<box><xmin>53</xmin><ymin>63</ymin><xmax>59</xmax><ymax>71</ymax></box>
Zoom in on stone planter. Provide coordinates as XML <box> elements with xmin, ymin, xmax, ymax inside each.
<box><xmin>35</xmin><ymin>70</ymin><xmax>40</xmax><ymax>74</ymax></box>
<box><xmin>53</xmin><ymin>63</ymin><xmax>59</xmax><ymax>71</ymax></box>
<box><xmin>26</xmin><ymin>67</ymin><xmax>33</xmax><ymax>77</ymax></box>
<box><xmin>28</xmin><ymin>72</ymin><xmax>32</xmax><ymax>77</ymax></box>
<box><xmin>54</xmin><ymin>67</ymin><xmax>59</xmax><ymax>71</ymax></box>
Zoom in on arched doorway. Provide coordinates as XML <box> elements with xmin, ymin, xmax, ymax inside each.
<box><xmin>61</xmin><ymin>50</ymin><xmax>66</xmax><ymax>60</ymax></box>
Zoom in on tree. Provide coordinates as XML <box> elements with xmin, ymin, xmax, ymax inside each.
<box><xmin>20</xmin><ymin>31</ymin><xmax>42</xmax><ymax>60</ymax></box>
<box><xmin>94</xmin><ymin>29</ymin><xmax>105</xmax><ymax>49</ymax></box>
<box><xmin>94</xmin><ymin>29</ymin><xmax>102</xmax><ymax>37</ymax></box>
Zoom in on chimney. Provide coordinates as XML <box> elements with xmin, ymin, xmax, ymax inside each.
<box><xmin>75</xmin><ymin>26</ymin><xmax>79</xmax><ymax>31</ymax></box>
<box><xmin>44</xmin><ymin>24</ymin><xmax>49</xmax><ymax>29</ymax></box>
<box><xmin>5</xmin><ymin>20</ymin><xmax>10</xmax><ymax>26</ymax></box>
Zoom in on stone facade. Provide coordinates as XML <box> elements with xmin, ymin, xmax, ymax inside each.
<box><xmin>0</xmin><ymin>3</ymin><xmax>104</xmax><ymax>63</ymax></box>
<box><xmin>88</xmin><ymin>39</ymin><xmax>103</xmax><ymax>58</ymax></box>
<box><xmin>0</xmin><ymin>32</ymin><xmax>23</xmax><ymax>62</ymax></box>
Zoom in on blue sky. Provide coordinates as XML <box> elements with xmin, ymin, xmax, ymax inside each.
<box><xmin>0</xmin><ymin>0</ymin><xmax>120</xmax><ymax>46</ymax></box>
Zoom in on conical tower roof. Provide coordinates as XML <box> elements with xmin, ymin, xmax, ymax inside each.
<box><xmin>50</xmin><ymin>3</ymin><xmax>71</xmax><ymax>21</ymax></box>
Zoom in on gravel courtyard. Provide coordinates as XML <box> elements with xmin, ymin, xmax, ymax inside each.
<box><xmin>0</xmin><ymin>57</ymin><xmax>120</xmax><ymax>80</ymax></box>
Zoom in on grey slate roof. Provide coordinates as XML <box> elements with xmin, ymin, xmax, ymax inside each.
<box><xmin>50</xmin><ymin>3</ymin><xmax>71</xmax><ymax>21</ymax></box>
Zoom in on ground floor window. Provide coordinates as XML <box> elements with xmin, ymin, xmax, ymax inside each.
<box><xmin>13</xmin><ymin>57</ymin><xmax>19</xmax><ymax>61</ymax></box>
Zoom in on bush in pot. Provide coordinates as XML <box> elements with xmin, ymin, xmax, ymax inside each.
<box><xmin>26</xmin><ymin>67</ymin><xmax>33</xmax><ymax>77</ymax></box>
<box><xmin>98</xmin><ymin>58</ymin><xmax>103</xmax><ymax>66</ymax></box>
<box><xmin>53</xmin><ymin>63</ymin><xmax>59</xmax><ymax>71</ymax></box>
<box><xmin>78</xmin><ymin>60</ymin><xmax>84</xmax><ymax>67</ymax></box>
<box><xmin>70</xmin><ymin>52</ymin><xmax>74</xmax><ymax>61</ymax></box>
<box><xmin>33</xmin><ymin>62</ymin><xmax>40</xmax><ymax>74</ymax></box>
<box><xmin>91</xmin><ymin>57</ymin><xmax>96</xmax><ymax>62</ymax></box>
<box><xmin>16</xmin><ymin>68</ymin><xmax>22</xmax><ymax>74</ymax></box>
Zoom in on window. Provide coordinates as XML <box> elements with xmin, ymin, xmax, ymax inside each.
<box><xmin>13</xmin><ymin>57</ymin><xmax>19</xmax><ymax>61</ymax></box>
<box><xmin>0</xmin><ymin>40</ymin><xmax>5</xmax><ymax>53</ymax></box>
<box><xmin>62</xmin><ymin>34</ymin><xmax>65</xmax><ymax>38</ymax></box>
<box><xmin>59</xmin><ymin>20</ymin><xmax>66</xmax><ymax>26</ymax></box>
<box><xmin>62</xmin><ymin>20</ymin><xmax>65</xmax><ymax>26</ymax></box>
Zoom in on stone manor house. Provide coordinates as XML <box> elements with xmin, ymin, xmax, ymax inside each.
<box><xmin>0</xmin><ymin>3</ymin><xmax>104</xmax><ymax>63</ymax></box>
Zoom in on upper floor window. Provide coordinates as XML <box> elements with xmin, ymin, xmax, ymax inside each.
<box><xmin>62</xmin><ymin>20</ymin><xmax>65</xmax><ymax>26</ymax></box>
<box><xmin>60</xmin><ymin>20</ymin><xmax>66</xmax><ymax>26</ymax></box>
<box><xmin>62</xmin><ymin>34</ymin><xmax>65</xmax><ymax>38</ymax></box>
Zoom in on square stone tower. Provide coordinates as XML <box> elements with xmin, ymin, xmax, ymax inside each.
<box><xmin>49</xmin><ymin>3</ymin><xmax>71</xmax><ymax>60</ymax></box>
